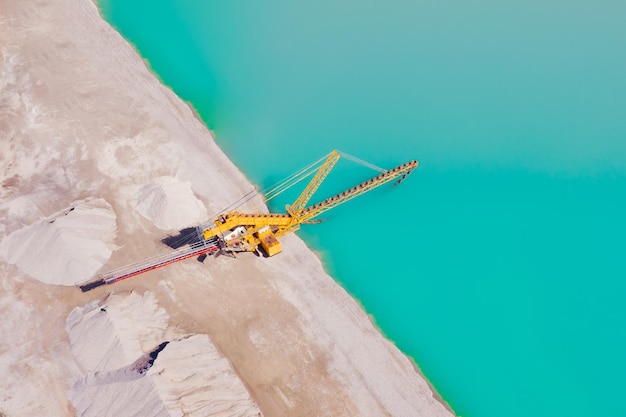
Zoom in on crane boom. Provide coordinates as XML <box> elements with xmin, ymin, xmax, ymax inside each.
<box><xmin>286</xmin><ymin>150</ymin><xmax>341</xmax><ymax>216</ymax></box>
<box><xmin>293</xmin><ymin>159</ymin><xmax>418</xmax><ymax>226</ymax></box>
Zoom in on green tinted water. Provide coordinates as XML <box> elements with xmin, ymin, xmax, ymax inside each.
<box><xmin>99</xmin><ymin>1</ymin><xmax>626</xmax><ymax>416</ymax></box>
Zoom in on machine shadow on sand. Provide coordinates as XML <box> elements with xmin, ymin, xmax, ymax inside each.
<box><xmin>161</xmin><ymin>227</ymin><xmax>205</xmax><ymax>249</ymax></box>
<box><xmin>161</xmin><ymin>227</ymin><xmax>218</xmax><ymax>262</ymax></box>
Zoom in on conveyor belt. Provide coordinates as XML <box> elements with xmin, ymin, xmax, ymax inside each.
<box><xmin>79</xmin><ymin>240</ymin><xmax>219</xmax><ymax>292</ymax></box>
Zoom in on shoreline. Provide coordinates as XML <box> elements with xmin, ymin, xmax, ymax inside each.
<box><xmin>87</xmin><ymin>8</ymin><xmax>454</xmax><ymax>411</ymax></box>
<box><xmin>307</xmin><ymin>243</ymin><xmax>455</xmax><ymax>414</ymax></box>
<box><xmin>1</xmin><ymin>1</ymin><xmax>455</xmax><ymax>415</ymax></box>
<box><xmin>306</xmin><ymin>242</ymin><xmax>455</xmax><ymax>415</ymax></box>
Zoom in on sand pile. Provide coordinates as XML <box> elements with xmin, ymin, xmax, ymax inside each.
<box><xmin>67</xmin><ymin>291</ymin><xmax>261</xmax><ymax>417</ymax></box>
<box><xmin>133</xmin><ymin>176</ymin><xmax>208</xmax><ymax>231</ymax></box>
<box><xmin>0</xmin><ymin>198</ymin><xmax>117</xmax><ymax>286</ymax></box>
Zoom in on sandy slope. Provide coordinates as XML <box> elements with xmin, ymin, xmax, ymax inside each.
<box><xmin>1</xmin><ymin>198</ymin><xmax>117</xmax><ymax>285</ymax></box>
<box><xmin>67</xmin><ymin>292</ymin><xmax>261</xmax><ymax>417</ymax></box>
<box><xmin>0</xmin><ymin>0</ymin><xmax>454</xmax><ymax>416</ymax></box>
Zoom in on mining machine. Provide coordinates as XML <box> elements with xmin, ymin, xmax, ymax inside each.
<box><xmin>204</xmin><ymin>150</ymin><xmax>418</xmax><ymax>257</ymax></box>
<box><xmin>79</xmin><ymin>150</ymin><xmax>417</xmax><ymax>292</ymax></box>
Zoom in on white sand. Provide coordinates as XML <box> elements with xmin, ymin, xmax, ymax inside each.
<box><xmin>67</xmin><ymin>292</ymin><xmax>169</xmax><ymax>371</ymax></box>
<box><xmin>0</xmin><ymin>1</ymin><xmax>455</xmax><ymax>416</ymax></box>
<box><xmin>67</xmin><ymin>292</ymin><xmax>261</xmax><ymax>417</ymax></box>
<box><xmin>132</xmin><ymin>176</ymin><xmax>208</xmax><ymax>231</ymax></box>
<box><xmin>0</xmin><ymin>198</ymin><xmax>117</xmax><ymax>286</ymax></box>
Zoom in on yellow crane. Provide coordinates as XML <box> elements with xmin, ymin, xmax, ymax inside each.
<box><xmin>203</xmin><ymin>150</ymin><xmax>418</xmax><ymax>257</ymax></box>
<box><xmin>79</xmin><ymin>150</ymin><xmax>417</xmax><ymax>291</ymax></box>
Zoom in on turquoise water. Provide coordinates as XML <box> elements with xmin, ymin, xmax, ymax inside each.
<box><xmin>99</xmin><ymin>1</ymin><xmax>626</xmax><ymax>416</ymax></box>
